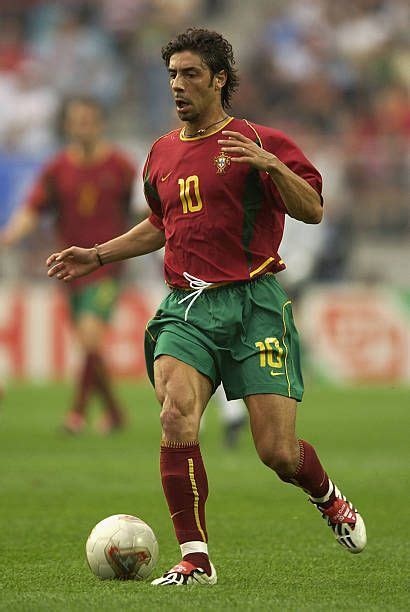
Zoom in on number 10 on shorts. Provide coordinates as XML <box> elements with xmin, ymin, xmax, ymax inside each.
<box><xmin>255</xmin><ymin>337</ymin><xmax>283</xmax><ymax>369</ymax></box>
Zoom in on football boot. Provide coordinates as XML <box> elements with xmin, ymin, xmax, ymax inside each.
<box><xmin>311</xmin><ymin>482</ymin><xmax>367</xmax><ymax>553</ymax></box>
<box><xmin>151</xmin><ymin>560</ymin><xmax>217</xmax><ymax>585</ymax></box>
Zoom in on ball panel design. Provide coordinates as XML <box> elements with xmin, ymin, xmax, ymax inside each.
<box><xmin>85</xmin><ymin>514</ymin><xmax>158</xmax><ymax>581</ymax></box>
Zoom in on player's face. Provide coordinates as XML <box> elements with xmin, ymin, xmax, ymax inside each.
<box><xmin>168</xmin><ymin>51</ymin><xmax>224</xmax><ymax>123</ymax></box>
<box><xmin>65</xmin><ymin>103</ymin><xmax>103</xmax><ymax>145</ymax></box>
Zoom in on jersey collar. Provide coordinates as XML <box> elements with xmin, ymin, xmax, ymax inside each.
<box><xmin>179</xmin><ymin>116</ymin><xmax>234</xmax><ymax>141</ymax></box>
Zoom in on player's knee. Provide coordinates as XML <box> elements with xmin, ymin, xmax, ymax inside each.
<box><xmin>157</xmin><ymin>380</ymin><xmax>195</xmax><ymax>415</ymax></box>
<box><xmin>159</xmin><ymin>391</ymin><xmax>196</xmax><ymax>437</ymax></box>
<box><xmin>154</xmin><ymin>357</ymin><xmax>202</xmax><ymax>439</ymax></box>
<box><xmin>160</xmin><ymin>404</ymin><xmax>183</xmax><ymax>432</ymax></box>
<box><xmin>257</xmin><ymin>443</ymin><xmax>299</xmax><ymax>477</ymax></box>
<box><xmin>76</xmin><ymin>315</ymin><xmax>105</xmax><ymax>351</ymax></box>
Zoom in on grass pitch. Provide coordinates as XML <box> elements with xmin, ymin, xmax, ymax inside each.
<box><xmin>0</xmin><ymin>381</ymin><xmax>409</xmax><ymax>611</ymax></box>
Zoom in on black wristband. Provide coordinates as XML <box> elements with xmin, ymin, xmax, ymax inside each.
<box><xmin>94</xmin><ymin>244</ymin><xmax>104</xmax><ymax>266</ymax></box>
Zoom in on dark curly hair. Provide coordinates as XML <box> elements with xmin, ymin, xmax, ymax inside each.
<box><xmin>161</xmin><ymin>28</ymin><xmax>239</xmax><ymax>110</ymax></box>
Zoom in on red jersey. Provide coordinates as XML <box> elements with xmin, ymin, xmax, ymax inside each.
<box><xmin>27</xmin><ymin>147</ymin><xmax>136</xmax><ymax>287</ymax></box>
<box><xmin>143</xmin><ymin>117</ymin><xmax>322</xmax><ymax>288</ymax></box>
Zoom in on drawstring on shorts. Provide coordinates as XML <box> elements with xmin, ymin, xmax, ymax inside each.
<box><xmin>177</xmin><ymin>272</ymin><xmax>213</xmax><ymax>321</ymax></box>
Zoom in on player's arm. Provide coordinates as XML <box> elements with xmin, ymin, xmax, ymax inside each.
<box><xmin>219</xmin><ymin>130</ymin><xmax>323</xmax><ymax>224</ymax></box>
<box><xmin>47</xmin><ymin>218</ymin><xmax>165</xmax><ymax>282</ymax></box>
<box><xmin>265</xmin><ymin>161</ymin><xmax>322</xmax><ymax>224</ymax></box>
<box><xmin>1</xmin><ymin>158</ymin><xmax>57</xmax><ymax>246</ymax></box>
<box><xmin>0</xmin><ymin>207</ymin><xmax>40</xmax><ymax>246</ymax></box>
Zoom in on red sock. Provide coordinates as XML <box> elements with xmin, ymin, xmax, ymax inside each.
<box><xmin>91</xmin><ymin>353</ymin><xmax>122</xmax><ymax>418</ymax></box>
<box><xmin>160</xmin><ymin>442</ymin><xmax>211</xmax><ymax>575</ymax></box>
<box><xmin>71</xmin><ymin>353</ymin><xmax>95</xmax><ymax>415</ymax></box>
<box><xmin>281</xmin><ymin>439</ymin><xmax>334</xmax><ymax>501</ymax></box>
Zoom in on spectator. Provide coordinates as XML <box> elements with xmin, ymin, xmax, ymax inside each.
<box><xmin>0</xmin><ymin>58</ymin><xmax>58</xmax><ymax>154</ymax></box>
<box><xmin>31</xmin><ymin>7</ymin><xmax>125</xmax><ymax>107</ymax></box>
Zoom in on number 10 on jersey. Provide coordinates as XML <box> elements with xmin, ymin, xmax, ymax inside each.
<box><xmin>178</xmin><ymin>175</ymin><xmax>203</xmax><ymax>214</ymax></box>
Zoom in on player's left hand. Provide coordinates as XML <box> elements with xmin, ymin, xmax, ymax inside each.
<box><xmin>218</xmin><ymin>131</ymin><xmax>280</xmax><ymax>172</ymax></box>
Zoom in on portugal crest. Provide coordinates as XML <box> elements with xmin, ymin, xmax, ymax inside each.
<box><xmin>214</xmin><ymin>151</ymin><xmax>231</xmax><ymax>174</ymax></box>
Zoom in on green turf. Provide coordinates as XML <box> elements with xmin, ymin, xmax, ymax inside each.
<box><xmin>0</xmin><ymin>381</ymin><xmax>409</xmax><ymax>611</ymax></box>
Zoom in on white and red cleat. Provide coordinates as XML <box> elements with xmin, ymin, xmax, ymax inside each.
<box><xmin>151</xmin><ymin>560</ymin><xmax>217</xmax><ymax>586</ymax></box>
<box><xmin>311</xmin><ymin>483</ymin><xmax>367</xmax><ymax>554</ymax></box>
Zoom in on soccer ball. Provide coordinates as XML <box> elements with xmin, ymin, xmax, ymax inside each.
<box><xmin>86</xmin><ymin>514</ymin><xmax>159</xmax><ymax>580</ymax></box>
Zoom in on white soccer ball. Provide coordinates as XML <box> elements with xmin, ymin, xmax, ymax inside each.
<box><xmin>86</xmin><ymin>514</ymin><xmax>159</xmax><ymax>580</ymax></box>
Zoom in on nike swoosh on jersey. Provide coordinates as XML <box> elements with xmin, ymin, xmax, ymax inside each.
<box><xmin>161</xmin><ymin>171</ymin><xmax>173</xmax><ymax>182</ymax></box>
<box><xmin>270</xmin><ymin>371</ymin><xmax>284</xmax><ymax>377</ymax></box>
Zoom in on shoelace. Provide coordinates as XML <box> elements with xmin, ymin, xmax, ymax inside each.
<box><xmin>177</xmin><ymin>272</ymin><xmax>213</xmax><ymax>321</ymax></box>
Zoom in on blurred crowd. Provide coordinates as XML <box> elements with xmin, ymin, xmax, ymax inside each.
<box><xmin>0</xmin><ymin>0</ymin><xmax>409</xmax><ymax>285</ymax></box>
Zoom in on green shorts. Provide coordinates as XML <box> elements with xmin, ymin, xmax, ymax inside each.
<box><xmin>69</xmin><ymin>279</ymin><xmax>120</xmax><ymax>322</ymax></box>
<box><xmin>144</xmin><ymin>274</ymin><xmax>304</xmax><ymax>402</ymax></box>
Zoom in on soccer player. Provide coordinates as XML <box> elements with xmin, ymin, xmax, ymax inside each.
<box><xmin>1</xmin><ymin>96</ymin><xmax>136</xmax><ymax>434</ymax></box>
<box><xmin>46</xmin><ymin>29</ymin><xmax>367</xmax><ymax>584</ymax></box>
<box><xmin>213</xmin><ymin>385</ymin><xmax>246</xmax><ymax>448</ymax></box>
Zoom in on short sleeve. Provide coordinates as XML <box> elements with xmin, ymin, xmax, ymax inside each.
<box><xmin>148</xmin><ymin>212</ymin><xmax>164</xmax><ymax>231</ymax></box>
<box><xmin>117</xmin><ymin>152</ymin><xmax>137</xmax><ymax>213</ymax></box>
<box><xmin>143</xmin><ymin>153</ymin><xmax>163</xmax><ymax>221</ymax></box>
<box><xmin>264</xmin><ymin>132</ymin><xmax>323</xmax><ymax>213</ymax></box>
<box><xmin>26</xmin><ymin>159</ymin><xmax>58</xmax><ymax>213</ymax></box>
<box><xmin>121</xmin><ymin>155</ymin><xmax>137</xmax><ymax>191</ymax></box>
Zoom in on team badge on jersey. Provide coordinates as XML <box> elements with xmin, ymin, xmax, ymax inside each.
<box><xmin>214</xmin><ymin>151</ymin><xmax>231</xmax><ymax>174</ymax></box>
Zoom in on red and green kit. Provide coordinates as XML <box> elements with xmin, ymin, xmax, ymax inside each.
<box><xmin>143</xmin><ymin>117</ymin><xmax>322</xmax><ymax>287</ymax></box>
<box><xmin>27</xmin><ymin>148</ymin><xmax>136</xmax><ymax>319</ymax></box>
<box><xmin>144</xmin><ymin>117</ymin><xmax>323</xmax><ymax>401</ymax></box>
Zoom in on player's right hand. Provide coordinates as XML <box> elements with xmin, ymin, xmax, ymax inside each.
<box><xmin>46</xmin><ymin>246</ymin><xmax>99</xmax><ymax>282</ymax></box>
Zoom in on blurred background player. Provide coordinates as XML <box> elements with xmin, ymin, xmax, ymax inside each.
<box><xmin>0</xmin><ymin>96</ymin><xmax>136</xmax><ymax>433</ymax></box>
<box><xmin>213</xmin><ymin>386</ymin><xmax>246</xmax><ymax>448</ymax></box>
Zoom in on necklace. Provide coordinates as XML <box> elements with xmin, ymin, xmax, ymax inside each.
<box><xmin>182</xmin><ymin>115</ymin><xmax>230</xmax><ymax>138</ymax></box>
